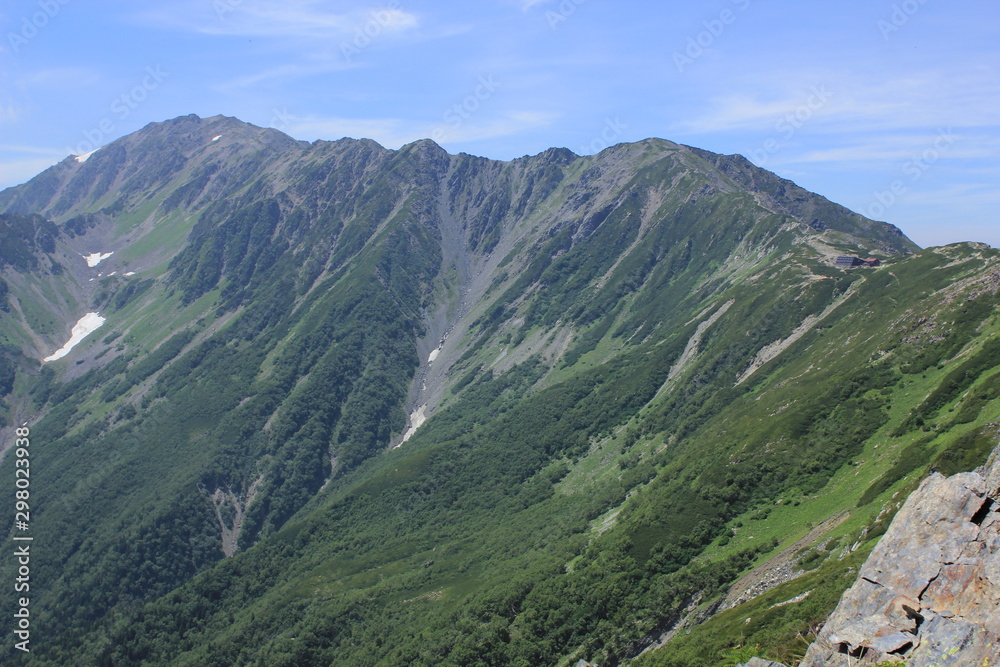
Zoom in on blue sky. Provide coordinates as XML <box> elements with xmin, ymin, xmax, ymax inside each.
<box><xmin>1</xmin><ymin>0</ymin><xmax>997</xmax><ymax>248</ymax></box>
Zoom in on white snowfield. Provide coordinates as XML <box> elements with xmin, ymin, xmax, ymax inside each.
<box><xmin>212</xmin><ymin>135</ymin><xmax>222</xmax><ymax>142</ymax></box>
<box><xmin>75</xmin><ymin>149</ymin><xmax>99</xmax><ymax>163</ymax></box>
<box><xmin>43</xmin><ymin>313</ymin><xmax>106</xmax><ymax>363</ymax></box>
<box><xmin>398</xmin><ymin>405</ymin><xmax>428</xmax><ymax>446</ymax></box>
<box><xmin>83</xmin><ymin>251</ymin><xmax>113</xmax><ymax>267</ymax></box>
<box><xmin>428</xmin><ymin>347</ymin><xmax>441</xmax><ymax>363</ymax></box>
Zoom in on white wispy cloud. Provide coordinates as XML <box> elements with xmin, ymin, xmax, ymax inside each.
<box><xmin>675</xmin><ymin>67</ymin><xmax>1000</xmax><ymax>137</ymax></box>
<box><xmin>672</xmin><ymin>91</ymin><xmax>848</xmax><ymax>135</ymax></box>
<box><xmin>901</xmin><ymin>183</ymin><xmax>1000</xmax><ymax>209</ymax></box>
<box><xmin>283</xmin><ymin>110</ymin><xmax>559</xmax><ymax>148</ymax></box>
<box><xmin>136</xmin><ymin>0</ymin><xmax>419</xmax><ymax>39</ymax></box>
<box><xmin>22</xmin><ymin>67</ymin><xmax>101</xmax><ymax>89</ymax></box>
<box><xmin>771</xmin><ymin>131</ymin><xmax>1000</xmax><ymax>168</ymax></box>
<box><xmin>211</xmin><ymin>62</ymin><xmax>359</xmax><ymax>93</ymax></box>
<box><xmin>789</xmin><ymin>143</ymin><xmax>964</xmax><ymax>167</ymax></box>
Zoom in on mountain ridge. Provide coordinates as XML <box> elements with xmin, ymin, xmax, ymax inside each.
<box><xmin>0</xmin><ymin>114</ymin><xmax>918</xmax><ymax>424</ymax></box>
<box><xmin>0</xmin><ymin>114</ymin><xmax>997</xmax><ymax>666</ymax></box>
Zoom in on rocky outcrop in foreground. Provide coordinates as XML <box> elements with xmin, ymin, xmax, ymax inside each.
<box><xmin>797</xmin><ymin>443</ymin><xmax>1000</xmax><ymax>666</ymax></box>
<box><xmin>740</xmin><ymin>659</ymin><xmax>788</xmax><ymax>667</ymax></box>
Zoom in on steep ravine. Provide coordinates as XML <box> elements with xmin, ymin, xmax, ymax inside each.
<box><xmin>396</xmin><ymin>159</ymin><xmax>485</xmax><ymax>445</ymax></box>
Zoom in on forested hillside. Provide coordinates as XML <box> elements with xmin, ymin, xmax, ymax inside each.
<box><xmin>0</xmin><ymin>115</ymin><xmax>996</xmax><ymax>666</ymax></box>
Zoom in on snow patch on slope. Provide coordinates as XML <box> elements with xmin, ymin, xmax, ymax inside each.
<box><xmin>83</xmin><ymin>251</ymin><xmax>113</xmax><ymax>267</ymax></box>
<box><xmin>75</xmin><ymin>149</ymin><xmax>99</xmax><ymax>163</ymax></box>
<box><xmin>43</xmin><ymin>313</ymin><xmax>106</xmax><ymax>362</ymax></box>
<box><xmin>397</xmin><ymin>405</ymin><xmax>428</xmax><ymax>447</ymax></box>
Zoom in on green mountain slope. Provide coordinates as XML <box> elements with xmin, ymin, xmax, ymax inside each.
<box><xmin>0</xmin><ymin>115</ymin><xmax>995</xmax><ymax>666</ymax></box>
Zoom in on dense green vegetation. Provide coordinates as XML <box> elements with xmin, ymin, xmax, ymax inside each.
<box><xmin>8</xmin><ymin>239</ymin><xmax>996</xmax><ymax>665</ymax></box>
<box><xmin>636</xmin><ymin>545</ymin><xmax>875</xmax><ymax>667</ymax></box>
<box><xmin>902</xmin><ymin>336</ymin><xmax>1000</xmax><ymax>430</ymax></box>
<box><xmin>0</xmin><ymin>212</ymin><xmax>57</xmax><ymax>271</ymax></box>
<box><xmin>0</xmin><ymin>117</ymin><xmax>997</xmax><ymax>665</ymax></box>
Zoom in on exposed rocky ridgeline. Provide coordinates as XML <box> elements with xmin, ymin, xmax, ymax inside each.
<box><xmin>686</xmin><ymin>147</ymin><xmax>911</xmax><ymax>253</ymax></box>
<box><xmin>743</xmin><ymin>438</ymin><xmax>1000</xmax><ymax>667</ymax></box>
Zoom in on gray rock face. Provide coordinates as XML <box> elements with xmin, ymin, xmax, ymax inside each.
<box><xmin>800</xmin><ymin>445</ymin><xmax>1000</xmax><ymax>666</ymax></box>
<box><xmin>737</xmin><ymin>658</ymin><xmax>789</xmax><ymax>667</ymax></box>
